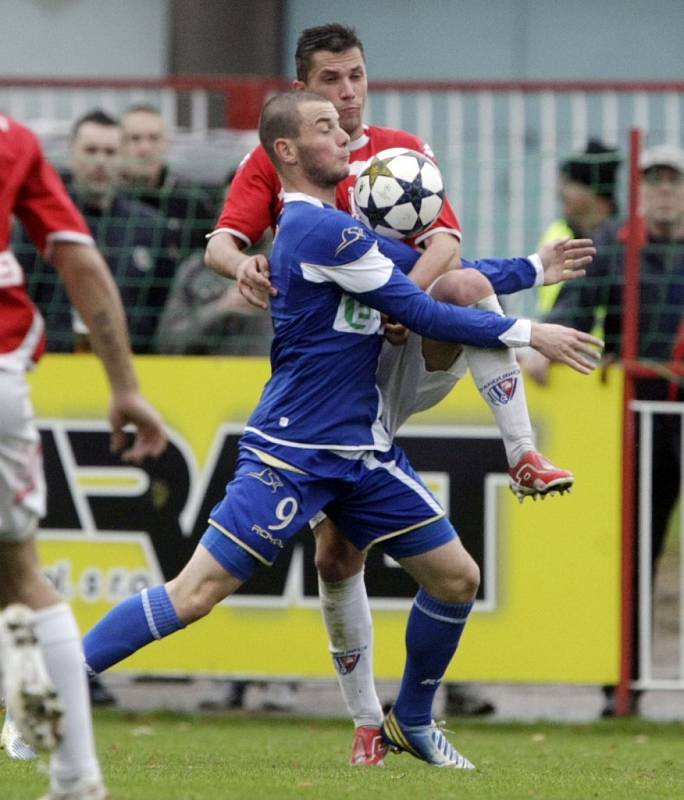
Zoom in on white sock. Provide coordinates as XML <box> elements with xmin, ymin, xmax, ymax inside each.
<box><xmin>465</xmin><ymin>294</ymin><xmax>534</xmax><ymax>466</ymax></box>
<box><xmin>318</xmin><ymin>571</ymin><xmax>383</xmax><ymax>728</ymax></box>
<box><xmin>35</xmin><ymin>603</ymin><xmax>101</xmax><ymax>786</ymax></box>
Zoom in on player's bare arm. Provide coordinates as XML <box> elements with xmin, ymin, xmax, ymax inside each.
<box><xmin>51</xmin><ymin>241</ymin><xmax>167</xmax><ymax>463</ymax></box>
<box><xmin>408</xmin><ymin>232</ymin><xmax>461</xmax><ymax>290</ymax></box>
<box><xmin>205</xmin><ymin>230</ymin><xmax>276</xmax><ymax>310</ymax></box>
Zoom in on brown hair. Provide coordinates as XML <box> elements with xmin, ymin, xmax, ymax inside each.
<box><xmin>295</xmin><ymin>23</ymin><xmax>365</xmax><ymax>82</ymax></box>
<box><xmin>258</xmin><ymin>90</ymin><xmax>327</xmax><ymax>164</ymax></box>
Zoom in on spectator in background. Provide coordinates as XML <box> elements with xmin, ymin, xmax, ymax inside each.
<box><xmin>19</xmin><ymin>110</ymin><xmax>174</xmax><ymax>354</ymax></box>
<box><xmin>155</xmin><ymin>171</ymin><xmax>272</xmax><ymax>356</ymax></box>
<box><xmin>155</xmin><ymin>248</ymin><xmax>273</xmax><ymax>356</ymax></box>
<box><xmin>523</xmin><ymin>143</ymin><xmax>684</xmax><ymax>716</ymax></box>
<box><xmin>536</xmin><ymin>139</ymin><xmax>621</xmax><ymax>317</ymax></box>
<box><xmin>120</xmin><ymin>104</ymin><xmax>216</xmax><ymax>258</ymax></box>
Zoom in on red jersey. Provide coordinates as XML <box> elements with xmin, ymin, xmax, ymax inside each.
<box><xmin>0</xmin><ymin>114</ymin><xmax>93</xmax><ymax>370</ymax></box>
<box><xmin>212</xmin><ymin>125</ymin><xmax>461</xmax><ymax>248</ymax></box>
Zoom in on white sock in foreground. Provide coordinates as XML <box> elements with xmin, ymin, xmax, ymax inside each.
<box><xmin>465</xmin><ymin>294</ymin><xmax>535</xmax><ymax>466</ymax></box>
<box><xmin>318</xmin><ymin>571</ymin><xmax>383</xmax><ymax>728</ymax></box>
<box><xmin>35</xmin><ymin>603</ymin><xmax>102</xmax><ymax>788</ymax></box>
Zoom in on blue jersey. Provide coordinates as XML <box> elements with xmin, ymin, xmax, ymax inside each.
<box><xmin>245</xmin><ymin>193</ymin><xmax>532</xmax><ymax>452</ymax></box>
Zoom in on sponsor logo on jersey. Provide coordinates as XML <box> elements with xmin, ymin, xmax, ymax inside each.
<box><xmin>333</xmin><ymin>648</ymin><xmax>364</xmax><ymax>675</ymax></box>
<box><xmin>333</xmin><ymin>294</ymin><xmax>382</xmax><ymax>335</ymax></box>
<box><xmin>334</xmin><ymin>226</ymin><xmax>366</xmax><ymax>257</ymax></box>
<box><xmin>485</xmin><ymin>374</ymin><xmax>518</xmax><ymax>406</ymax></box>
<box><xmin>250</xmin><ymin>523</ymin><xmax>284</xmax><ymax>549</ymax></box>
<box><xmin>247</xmin><ymin>467</ymin><xmax>283</xmax><ymax>493</ymax></box>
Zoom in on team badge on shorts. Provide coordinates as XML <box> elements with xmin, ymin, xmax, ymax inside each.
<box><xmin>486</xmin><ymin>376</ymin><xmax>518</xmax><ymax>405</ymax></box>
<box><xmin>333</xmin><ymin>648</ymin><xmax>364</xmax><ymax>675</ymax></box>
<box><xmin>247</xmin><ymin>467</ymin><xmax>283</xmax><ymax>493</ymax></box>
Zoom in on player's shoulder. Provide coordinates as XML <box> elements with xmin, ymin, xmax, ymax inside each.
<box><xmin>235</xmin><ymin>143</ymin><xmax>275</xmax><ymax>176</ymax></box>
<box><xmin>366</xmin><ymin>125</ymin><xmax>436</xmax><ymax>161</ymax></box>
<box><xmin>0</xmin><ymin>114</ymin><xmax>40</xmax><ymax>154</ymax></box>
<box><xmin>281</xmin><ymin>196</ymin><xmax>375</xmax><ymax>262</ymax></box>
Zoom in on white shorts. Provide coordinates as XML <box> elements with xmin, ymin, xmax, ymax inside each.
<box><xmin>376</xmin><ymin>332</ymin><xmax>468</xmax><ymax>438</ymax></box>
<box><xmin>0</xmin><ymin>370</ymin><xmax>46</xmax><ymax>542</ymax></box>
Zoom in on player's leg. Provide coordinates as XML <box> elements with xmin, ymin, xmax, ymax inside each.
<box><xmin>0</xmin><ymin>369</ymin><xmax>106</xmax><ymax>796</ymax></box>
<box><xmin>84</xmin><ymin>447</ymin><xmax>326</xmax><ymax>675</ymax></box>
<box><xmin>424</xmin><ymin>268</ymin><xmax>573</xmax><ymax>500</ymax></box>
<box><xmin>313</xmin><ymin>516</ymin><xmax>385</xmax><ymax>765</ymax></box>
<box><xmin>327</xmin><ymin>446</ymin><xmax>476</xmax><ymax>767</ymax></box>
<box><xmin>382</xmin><ymin>535</ymin><xmax>477</xmax><ymax>769</ymax></box>
<box><xmin>82</xmin><ymin>531</ymin><xmax>245</xmax><ymax>676</ymax></box>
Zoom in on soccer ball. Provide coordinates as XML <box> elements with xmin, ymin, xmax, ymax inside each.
<box><xmin>353</xmin><ymin>147</ymin><xmax>445</xmax><ymax>239</ymax></box>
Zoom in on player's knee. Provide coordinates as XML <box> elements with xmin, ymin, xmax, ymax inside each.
<box><xmin>313</xmin><ymin>522</ymin><xmax>365</xmax><ymax>583</ymax></box>
<box><xmin>433</xmin><ymin>556</ymin><xmax>480</xmax><ymax>604</ymax></box>
<box><xmin>167</xmin><ymin>577</ymin><xmax>223</xmax><ymax>623</ymax></box>
<box><xmin>315</xmin><ymin>545</ymin><xmax>365</xmax><ymax>583</ymax></box>
<box><xmin>430</xmin><ymin>268</ymin><xmax>492</xmax><ymax>307</ymax></box>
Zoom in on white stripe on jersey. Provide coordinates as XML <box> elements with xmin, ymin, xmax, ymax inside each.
<box><xmin>301</xmin><ymin>241</ymin><xmax>393</xmax><ymax>294</ymax></box>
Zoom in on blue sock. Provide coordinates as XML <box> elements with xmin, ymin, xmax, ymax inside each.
<box><xmin>83</xmin><ymin>585</ymin><xmax>184</xmax><ymax>674</ymax></box>
<box><xmin>393</xmin><ymin>589</ymin><xmax>473</xmax><ymax>726</ymax></box>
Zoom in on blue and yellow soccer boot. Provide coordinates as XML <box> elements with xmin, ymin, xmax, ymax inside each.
<box><xmin>382</xmin><ymin>707</ymin><xmax>475</xmax><ymax>768</ymax></box>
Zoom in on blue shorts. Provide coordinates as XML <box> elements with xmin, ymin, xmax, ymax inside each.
<box><xmin>201</xmin><ymin>437</ymin><xmax>456</xmax><ymax>581</ymax></box>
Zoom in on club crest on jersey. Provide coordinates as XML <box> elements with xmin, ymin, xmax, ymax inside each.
<box><xmin>334</xmin><ymin>226</ymin><xmax>365</xmax><ymax>257</ymax></box>
<box><xmin>247</xmin><ymin>467</ymin><xmax>283</xmax><ymax>493</ymax></box>
<box><xmin>486</xmin><ymin>377</ymin><xmax>518</xmax><ymax>405</ymax></box>
<box><xmin>333</xmin><ymin>648</ymin><xmax>363</xmax><ymax>675</ymax></box>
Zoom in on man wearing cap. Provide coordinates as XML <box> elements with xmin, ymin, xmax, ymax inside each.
<box><xmin>524</xmin><ymin>143</ymin><xmax>684</xmax><ymax>716</ymax></box>
<box><xmin>536</xmin><ymin>139</ymin><xmax>622</xmax><ymax>317</ymax></box>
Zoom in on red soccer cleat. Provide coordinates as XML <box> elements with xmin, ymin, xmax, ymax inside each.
<box><xmin>508</xmin><ymin>451</ymin><xmax>574</xmax><ymax>502</ymax></box>
<box><xmin>350</xmin><ymin>725</ymin><xmax>388</xmax><ymax>766</ymax></box>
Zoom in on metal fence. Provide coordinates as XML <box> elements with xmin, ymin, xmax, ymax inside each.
<box><xmin>633</xmin><ymin>400</ymin><xmax>684</xmax><ymax>691</ymax></box>
<box><xmin>3</xmin><ymin>77</ymin><xmax>682</xmax><ymax>263</ymax></box>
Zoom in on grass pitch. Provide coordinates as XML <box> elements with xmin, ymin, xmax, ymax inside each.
<box><xmin>4</xmin><ymin>711</ymin><xmax>684</xmax><ymax>800</ymax></box>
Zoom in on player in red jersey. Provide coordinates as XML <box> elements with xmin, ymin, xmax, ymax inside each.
<box><xmin>0</xmin><ymin>114</ymin><xmax>167</xmax><ymax>799</ymax></box>
<box><xmin>205</xmin><ymin>24</ymin><xmax>579</xmax><ymax>765</ymax></box>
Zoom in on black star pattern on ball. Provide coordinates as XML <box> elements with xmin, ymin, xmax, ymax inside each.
<box><xmin>362</xmin><ymin>193</ymin><xmax>392</xmax><ymax>230</ymax></box>
<box><xmin>394</xmin><ymin>171</ymin><xmax>435</xmax><ymax>215</ymax></box>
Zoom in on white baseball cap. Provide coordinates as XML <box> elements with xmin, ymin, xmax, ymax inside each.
<box><xmin>640</xmin><ymin>144</ymin><xmax>684</xmax><ymax>174</ymax></box>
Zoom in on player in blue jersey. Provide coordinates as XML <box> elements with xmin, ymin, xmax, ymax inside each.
<box><xmin>80</xmin><ymin>91</ymin><xmax>602</xmax><ymax>769</ymax></box>
<box><xmin>205</xmin><ymin>24</ymin><xmax>602</xmax><ymax>766</ymax></box>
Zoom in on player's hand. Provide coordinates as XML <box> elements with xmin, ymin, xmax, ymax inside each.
<box><xmin>109</xmin><ymin>390</ymin><xmax>168</xmax><ymax>464</ymax></box>
<box><xmin>236</xmin><ymin>254</ymin><xmax>277</xmax><ymax>310</ymax></box>
<box><xmin>530</xmin><ymin>322</ymin><xmax>604</xmax><ymax>375</ymax></box>
<box><xmin>383</xmin><ymin>316</ymin><xmax>409</xmax><ymax>346</ymax></box>
<box><xmin>538</xmin><ymin>237</ymin><xmax>596</xmax><ymax>285</ymax></box>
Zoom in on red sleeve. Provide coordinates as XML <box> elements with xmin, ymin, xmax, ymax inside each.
<box><xmin>14</xmin><ymin>128</ymin><xmax>91</xmax><ymax>253</ymax></box>
<box><xmin>212</xmin><ymin>145</ymin><xmax>282</xmax><ymax>247</ymax></box>
<box><xmin>398</xmin><ymin>131</ymin><xmax>461</xmax><ymax>244</ymax></box>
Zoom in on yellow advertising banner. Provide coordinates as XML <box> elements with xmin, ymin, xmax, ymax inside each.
<box><xmin>30</xmin><ymin>355</ymin><xmax>622</xmax><ymax>683</ymax></box>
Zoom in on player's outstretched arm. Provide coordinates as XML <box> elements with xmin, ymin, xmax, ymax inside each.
<box><xmin>538</xmin><ymin>237</ymin><xmax>596</xmax><ymax>286</ymax></box>
<box><xmin>205</xmin><ymin>231</ymin><xmax>276</xmax><ymax>310</ymax></box>
<box><xmin>530</xmin><ymin>322</ymin><xmax>603</xmax><ymax>375</ymax></box>
<box><xmin>50</xmin><ymin>241</ymin><xmax>167</xmax><ymax>463</ymax></box>
<box><xmin>406</xmin><ymin>232</ymin><xmax>461</xmax><ymax>290</ymax></box>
